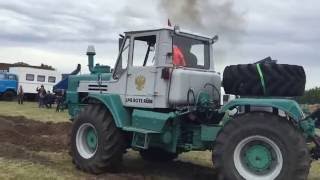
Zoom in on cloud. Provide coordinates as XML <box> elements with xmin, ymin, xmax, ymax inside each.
<box><xmin>0</xmin><ymin>0</ymin><xmax>319</xmax><ymax>89</ymax></box>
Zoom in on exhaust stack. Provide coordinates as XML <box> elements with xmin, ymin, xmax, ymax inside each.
<box><xmin>86</xmin><ymin>45</ymin><xmax>96</xmax><ymax>73</ymax></box>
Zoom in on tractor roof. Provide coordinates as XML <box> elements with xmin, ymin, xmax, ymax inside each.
<box><xmin>124</xmin><ymin>27</ymin><xmax>213</xmax><ymax>41</ymax></box>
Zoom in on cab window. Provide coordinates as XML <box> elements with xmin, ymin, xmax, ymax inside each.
<box><xmin>8</xmin><ymin>74</ymin><xmax>17</xmax><ymax>80</ymax></box>
<box><xmin>132</xmin><ymin>35</ymin><xmax>156</xmax><ymax>67</ymax></box>
<box><xmin>113</xmin><ymin>37</ymin><xmax>130</xmax><ymax>79</ymax></box>
<box><xmin>173</xmin><ymin>35</ymin><xmax>210</xmax><ymax>69</ymax></box>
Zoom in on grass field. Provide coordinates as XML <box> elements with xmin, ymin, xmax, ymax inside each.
<box><xmin>0</xmin><ymin>101</ymin><xmax>319</xmax><ymax>180</ymax></box>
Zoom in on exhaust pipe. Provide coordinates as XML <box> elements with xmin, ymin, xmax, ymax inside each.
<box><xmin>87</xmin><ymin>45</ymin><xmax>96</xmax><ymax>73</ymax></box>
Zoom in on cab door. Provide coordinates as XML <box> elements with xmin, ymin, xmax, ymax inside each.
<box><xmin>125</xmin><ymin>33</ymin><xmax>158</xmax><ymax>108</ymax></box>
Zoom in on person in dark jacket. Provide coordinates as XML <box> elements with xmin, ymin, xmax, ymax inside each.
<box><xmin>17</xmin><ymin>85</ymin><xmax>24</xmax><ymax>104</ymax></box>
<box><xmin>56</xmin><ymin>90</ymin><xmax>65</xmax><ymax>112</ymax></box>
<box><xmin>36</xmin><ymin>85</ymin><xmax>46</xmax><ymax>108</ymax></box>
<box><xmin>45</xmin><ymin>91</ymin><xmax>55</xmax><ymax>108</ymax></box>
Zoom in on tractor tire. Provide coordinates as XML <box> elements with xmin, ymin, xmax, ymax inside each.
<box><xmin>2</xmin><ymin>90</ymin><xmax>16</xmax><ymax>101</ymax></box>
<box><xmin>222</xmin><ymin>63</ymin><xmax>306</xmax><ymax>97</ymax></box>
<box><xmin>213</xmin><ymin>112</ymin><xmax>310</xmax><ymax>180</ymax></box>
<box><xmin>140</xmin><ymin>148</ymin><xmax>178</xmax><ymax>162</ymax></box>
<box><xmin>70</xmin><ymin>104</ymin><xmax>125</xmax><ymax>174</ymax></box>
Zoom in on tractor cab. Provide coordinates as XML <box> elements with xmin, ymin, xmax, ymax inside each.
<box><xmin>106</xmin><ymin>26</ymin><xmax>221</xmax><ymax>109</ymax></box>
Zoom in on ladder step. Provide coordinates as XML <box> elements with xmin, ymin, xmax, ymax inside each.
<box><xmin>122</xmin><ymin>126</ymin><xmax>159</xmax><ymax>134</ymax></box>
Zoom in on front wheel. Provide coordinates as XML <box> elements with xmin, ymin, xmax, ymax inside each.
<box><xmin>2</xmin><ymin>90</ymin><xmax>16</xmax><ymax>101</ymax></box>
<box><xmin>70</xmin><ymin>104</ymin><xmax>125</xmax><ymax>174</ymax></box>
<box><xmin>213</xmin><ymin>112</ymin><xmax>310</xmax><ymax>180</ymax></box>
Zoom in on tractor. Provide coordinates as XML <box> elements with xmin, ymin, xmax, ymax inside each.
<box><xmin>67</xmin><ymin>26</ymin><xmax>320</xmax><ymax>180</ymax></box>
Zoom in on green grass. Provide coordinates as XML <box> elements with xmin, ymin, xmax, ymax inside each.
<box><xmin>0</xmin><ymin>101</ymin><xmax>69</xmax><ymax>122</ymax></box>
<box><xmin>0</xmin><ymin>101</ymin><xmax>319</xmax><ymax>179</ymax></box>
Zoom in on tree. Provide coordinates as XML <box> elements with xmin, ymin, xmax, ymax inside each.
<box><xmin>296</xmin><ymin>87</ymin><xmax>320</xmax><ymax>104</ymax></box>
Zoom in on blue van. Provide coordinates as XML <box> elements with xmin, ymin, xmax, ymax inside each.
<box><xmin>0</xmin><ymin>72</ymin><xmax>18</xmax><ymax>100</ymax></box>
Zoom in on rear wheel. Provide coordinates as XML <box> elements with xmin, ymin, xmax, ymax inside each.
<box><xmin>2</xmin><ymin>90</ymin><xmax>16</xmax><ymax>101</ymax></box>
<box><xmin>140</xmin><ymin>148</ymin><xmax>178</xmax><ymax>162</ymax></box>
<box><xmin>70</xmin><ymin>104</ymin><xmax>125</xmax><ymax>174</ymax></box>
<box><xmin>222</xmin><ymin>63</ymin><xmax>306</xmax><ymax>96</ymax></box>
<box><xmin>213</xmin><ymin>112</ymin><xmax>310</xmax><ymax>180</ymax></box>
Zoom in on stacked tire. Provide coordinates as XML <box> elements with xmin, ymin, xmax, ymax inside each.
<box><xmin>222</xmin><ymin>63</ymin><xmax>306</xmax><ymax>97</ymax></box>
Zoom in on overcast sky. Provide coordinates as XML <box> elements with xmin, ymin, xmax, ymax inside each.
<box><xmin>0</xmin><ymin>0</ymin><xmax>319</xmax><ymax>89</ymax></box>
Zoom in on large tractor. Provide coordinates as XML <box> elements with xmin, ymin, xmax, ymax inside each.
<box><xmin>67</xmin><ymin>26</ymin><xmax>319</xmax><ymax>180</ymax></box>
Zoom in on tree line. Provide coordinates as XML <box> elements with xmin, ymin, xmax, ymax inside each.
<box><xmin>296</xmin><ymin>87</ymin><xmax>320</xmax><ymax>104</ymax></box>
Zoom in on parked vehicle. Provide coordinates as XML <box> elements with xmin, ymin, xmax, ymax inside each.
<box><xmin>53</xmin><ymin>64</ymin><xmax>81</xmax><ymax>93</ymax></box>
<box><xmin>0</xmin><ymin>72</ymin><xmax>18</xmax><ymax>100</ymax></box>
<box><xmin>9</xmin><ymin>66</ymin><xmax>61</xmax><ymax>99</ymax></box>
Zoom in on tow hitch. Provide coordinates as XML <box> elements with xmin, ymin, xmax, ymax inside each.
<box><xmin>300</xmin><ymin>109</ymin><xmax>320</xmax><ymax>160</ymax></box>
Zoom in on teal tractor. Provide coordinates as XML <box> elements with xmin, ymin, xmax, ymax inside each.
<box><xmin>67</xmin><ymin>26</ymin><xmax>319</xmax><ymax>180</ymax></box>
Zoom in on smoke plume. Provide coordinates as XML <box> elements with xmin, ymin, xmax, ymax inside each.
<box><xmin>159</xmin><ymin>0</ymin><xmax>245</xmax><ymax>41</ymax></box>
<box><xmin>159</xmin><ymin>0</ymin><xmax>246</xmax><ymax>66</ymax></box>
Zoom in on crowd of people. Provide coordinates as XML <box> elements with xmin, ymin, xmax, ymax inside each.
<box><xmin>17</xmin><ymin>85</ymin><xmax>65</xmax><ymax>112</ymax></box>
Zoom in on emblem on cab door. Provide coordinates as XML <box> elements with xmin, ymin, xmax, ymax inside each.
<box><xmin>135</xmin><ymin>75</ymin><xmax>146</xmax><ymax>91</ymax></box>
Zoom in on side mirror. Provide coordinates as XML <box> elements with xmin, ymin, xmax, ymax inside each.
<box><xmin>150</xmin><ymin>45</ymin><xmax>155</xmax><ymax>52</ymax></box>
<box><xmin>210</xmin><ymin>35</ymin><xmax>219</xmax><ymax>44</ymax></box>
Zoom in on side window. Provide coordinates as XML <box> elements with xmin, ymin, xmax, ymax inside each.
<box><xmin>113</xmin><ymin>37</ymin><xmax>130</xmax><ymax>79</ymax></box>
<box><xmin>0</xmin><ymin>74</ymin><xmax>5</xmax><ymax>80</ymax></box>
<box><xmin>132</xmin><ymin>35</ymin><xmax>156</xmax><ymax>67</ymax></box>
<box><xmin>48</xmin><ymin>76</ymin><xmax>56</xmax><ymax>83</ymax></box>
<box><xmin>190</xmin><ymin>45</ymin><xmax>205</xmax><ymax>66</ymax></box>
<box><xmin>173</xmin><ymin>35</ymin><xmax>210</xmax><ymax>69</ymax></box>
<box><xmin>26</xmin><ymin>74</ymin><xmax>34</xmax><ymax>81</ymax></box>
<box><xmin>8</xmin><ymin>75</ymin><xmax>16</xmax><ymax>80</ymax></box>
<box><xmin>37</xmin><ymin>75</ymin><xmax>45</xmax><ymax>82</ymax></box>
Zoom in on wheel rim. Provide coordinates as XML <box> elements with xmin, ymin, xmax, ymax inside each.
<box><xmin>76</xmin><ymin>123</ymin><xmax>98</xmax><ymax>159</ymax></box>
<box><xmin>233</xmin><ymin>135</ymin><xmax>283</xmax><ymax>180</ymax></box>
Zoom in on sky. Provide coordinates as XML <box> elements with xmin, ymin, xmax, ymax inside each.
<box><xmin>0</xmin><ymin>0</ymin><xmax>319</xmax><ymax>89</ymax></box>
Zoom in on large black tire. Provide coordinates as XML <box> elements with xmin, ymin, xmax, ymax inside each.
<box><xmin>213</xmin><ymin>112</ymin><xmax>310</xmax><ymax>180</ymax></box>
<box><xmin>70</xmin><ymin>104</ymin><xmax>125</xmax><ymax>174</ymax></box>
<box><xmin>223</xmin><ymin>63</ymin><xmax>306</xmax><ymax>96</ymax></box>
<box><xmin>140</xmin><ymin>148</ymin><xmax>178</xmax><ymax>162</ymax></box>
<box><xmin>2</xmin><ymin>90</ymin><xmax>16</xmax><ymax>101</ymax></box>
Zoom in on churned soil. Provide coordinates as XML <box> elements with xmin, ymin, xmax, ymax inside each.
<box><xmin>0</xmin><ymin>115</ymin><xmax>220</xmax><ymax>180</ymax></box>
<box><xmin>0</xmin><ymin>115</ymin><xmax>71</xmax><ymax>153</ymax></box>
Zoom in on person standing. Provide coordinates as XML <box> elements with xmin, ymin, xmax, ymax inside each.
<box><xmin>56</xmin><ymin>90</ymin><xmax>65</xmax><ymax>112</ymax></box>
<box><xmin>17</xmin><ymin>85</ymin><xmax>24</xmax><ymax>104</ymax></box>
<box><xmin>36</xmin><ymin>85</ymin><xmax>46</xmax><ymax>108</ymax></box>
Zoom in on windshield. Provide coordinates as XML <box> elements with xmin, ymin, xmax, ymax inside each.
<box><xmin>0</xmin><ymin>74</ymin><xmax>4</xmax><ymax>80</ymax></box>
<box><xmin>173</xmin><ymin>35</ymin><xmax>210</xmax><ymax>69</ymax></box>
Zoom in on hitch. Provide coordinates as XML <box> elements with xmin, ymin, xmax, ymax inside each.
<box><xmin>307</xmin><ymin>108</ymin><xmax>320</xmax><ymax>128</ymax></box>
<box><xmin>311</xmin><ymin>136</ymin><xmax>320</xmax><ymax>160</ymax></box>
<box><xmin>300</xmin><ymin>108</ymin><xmax>320</xmax><ymax>160</ymax></box>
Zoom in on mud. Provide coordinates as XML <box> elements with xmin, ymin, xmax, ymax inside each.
<box><xmin>0</xmin><ymin>115</ymin><xmax>71</xmax><ymax>152</ymax></box>
<box><xmin>0</xmin><ymin>115</ymin><xmax>220</xmax><ymax>180</ymax></box>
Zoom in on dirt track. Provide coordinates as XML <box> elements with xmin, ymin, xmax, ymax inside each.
<box><xmin>0</xmin><ymin>115</ymin><xmax>72</xmax><ymax>168</ymax></box>
<box><xmin>0</xmin><ymin>116</ymin><xmax>70</xmax><ymax>153</ymax></box>
<box><xmin>0</xmin><ymin>115</ymin><xmax>220</xmax><ymax>180</ymax></box>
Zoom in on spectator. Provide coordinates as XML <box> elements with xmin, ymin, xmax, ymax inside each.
<box><xmin>17</xmin><ymin>85</ymin><xmax>24</xmax><ymax>104</ymax></box>
<box><xmin>45</xmin><ymin>91</ymin><xmax>55</xmax><ymax>108</ymax></box>
<box><xmin>36</xmin><ymin>85</ymin><xmax>46</xmax><ymax>108</ymax></box>
<box><xmin>56</xmin><ymin>90</ymin><xmax>65</xmax><ymax>112</ymax></box>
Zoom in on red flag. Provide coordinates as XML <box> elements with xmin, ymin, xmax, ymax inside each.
<box><xmin>168</xmin><ymin>19</ymin><xmax>172</xmax><ymax>27</ymax></box>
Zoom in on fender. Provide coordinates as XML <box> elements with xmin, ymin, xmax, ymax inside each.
<box><xmin>219</xmin><ymin>98</ymin><xmax>304</xmax><ymax>122</ymax></box>
<box><xmin>86</xmin><ymin>93</ymin><xmax>131</xmax><ymax>128</ymax></box>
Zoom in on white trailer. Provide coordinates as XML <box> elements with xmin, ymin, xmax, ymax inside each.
<box><xmin>9</xmin><ymin>67</ymin><xmax>61</xmax><ymax>96</ymax></box>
